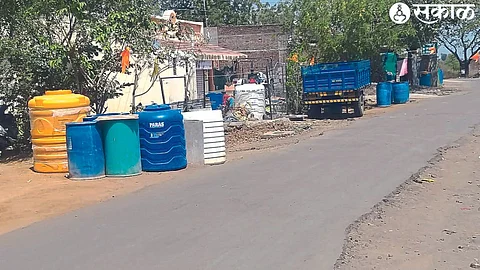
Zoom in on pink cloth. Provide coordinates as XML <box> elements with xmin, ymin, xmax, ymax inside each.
<box><xmin>399</xmin><ymin>59</ymin><xmax>408</xmax><ymax>77</ymax></box>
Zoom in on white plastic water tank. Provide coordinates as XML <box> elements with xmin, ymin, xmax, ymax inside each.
<box><xmin>182</xmin><ymin>110</ymin><xmax>226</xmax><ymax>165</ymax></box>
<box><xmin>234</xmin><ymin>84</ymin><xmax>266</xmax><ymax>120</ymax></box>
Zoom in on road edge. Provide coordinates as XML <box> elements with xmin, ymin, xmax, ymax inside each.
<box><xmin>333</xmin><ymin>124</ymin><xmax>479</xmax><ymax>269</ymax></box>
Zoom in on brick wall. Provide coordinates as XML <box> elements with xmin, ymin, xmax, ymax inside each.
<box><xmin>206</xmin><ymin>25</ymin><xmax>288</xmax><ymax>98</ymax></box>
<box><xmin>207</xmin><ymin>25</ymin><xmax>287</xmax><ymax>65</ymax></box>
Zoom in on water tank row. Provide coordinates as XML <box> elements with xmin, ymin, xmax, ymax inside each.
<box><xmin>67</xmin><ymin>105</ymin><xmax>188</xmax><ymax>179</ymax></box>
<box><xmin>28</xmin><ymin>90</ymin><xmax>189</xmax><ymax>178</ymax></box>
<box><xmin>376</xmin><ymin>82</ymin><xmax>410</xmax><ymax>107</ymax></box>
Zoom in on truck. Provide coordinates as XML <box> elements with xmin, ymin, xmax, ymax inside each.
<box><xmin>301</xmin><ymin>60</ymin><xmax>371</xmax><ymax>118</ymax></box>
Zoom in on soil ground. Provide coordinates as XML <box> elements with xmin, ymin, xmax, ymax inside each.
<box><xmin>335</xmin><ymin>127</ymin><xmax>480</xmax><ymax>270</ymax></box>
<box><xmin>0</xmin><ymin>81</ymin><xmax>465</xmax><ymax>236</ymax></box>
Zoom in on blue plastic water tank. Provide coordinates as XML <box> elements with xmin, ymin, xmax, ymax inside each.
<box><xmin>376</xmin><ymin>82</ymin><xmax>392</xmax><ymax>107</ymax></box>
<box><xmin>420</xmin><ymin>73</ymin><xmax>432</xmax><ymax>86</ymax></box>
<box><xmin>138</xmin><ymin>104</ymin><xmax>187</xmax><ymax>172</ymax></box>
<box><xmin>66</xmin><ymin>121</ymin><xmax>105</xmax><ymax>180</ymax></box>
<box><xmin>438</xmin><ymin>69</ymin><xmax>444</xmax><ymax>85</ymax></box>
<box><xmin>206</xmin><ymin>92</ymin><xmax>224</xmax><ymax>110</ymax></box>
<box><xmin>392</xmin><ymin>82</ymin><xmax>410</xmax><ymax>104</ymax></box>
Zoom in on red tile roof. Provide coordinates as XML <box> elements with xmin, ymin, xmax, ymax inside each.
<box><xmin>160</xmin><ymin>40</ymin><xmax>247</xmax><ymax>61</ymax></box>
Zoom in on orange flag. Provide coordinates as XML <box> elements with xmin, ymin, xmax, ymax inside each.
<box><xmin>121</xmin><ymin>47</ymin><xmax>131</xmax><ymax>73</ymax></box>
<box><xmin>429</xmin><ymin>47</ymin><xmax>436</xmax><ymax>55</ymax></box>
<box><xmin>471</xmin><ymin>52</ymin><xmax>480</xmax><ymax>63</ymax></box>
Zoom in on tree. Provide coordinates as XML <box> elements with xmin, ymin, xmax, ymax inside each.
<box><xmin>281</xmin><ymin>0</ymin><xmax>419</xmax><ymax>113</ymax></box>
<box><xmin>0</xmin><ymin>0</ymin><xmax>193</xmax><ymax>150</ymax></box>
<box><xmin>436</xmin><ymin>1</ymin><xmax>480</xmax><ymax>76</ymax></box>
<box><xmin>444</xmin><ymin>53</ymin><xmax>460</xmax><ymax>72</ymax></box>
<box><xmin>172</xmin><ymin>0</ymin><xmax>267</xmax><ymax>26</ymax></box>
<box><xmin>255</xmin><ymin>1</ymin><xmax>295</xmax><ymax>25</ymax></box>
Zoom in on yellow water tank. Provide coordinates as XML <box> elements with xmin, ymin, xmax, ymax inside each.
<box><xmin>28</xmin><ymin>90</ymin><xmax>91</xmax><ymax>173</ymax></box>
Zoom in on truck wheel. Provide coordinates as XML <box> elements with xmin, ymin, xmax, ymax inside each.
<box><xmin>353</xmin><ymin>94</ymin><xmax>364</xmax><ymax>117</ymax></box>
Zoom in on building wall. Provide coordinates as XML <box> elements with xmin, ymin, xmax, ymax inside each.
<box><xmin>208</xmin><ymin>25</ymin><xmax>287</xmax><ymax>70</ymax></box>
<box><xmin>106</xmin><ymin>16</ymin><xmax>204</xmax><ymax>113</ymax></box>
<box><xmin>206</xmin><ymin>25</ymin><xmax>288</xmax><ymax>97</ymax></box>
<box><xmin>105</xmin><ymin>60</ymin><xmax>197</xmax><ymax>113</ymax></box>
<box><xmin>469</xmin><ymin>62</ymin><xmax>480</xmax><ymax>77</ymax></box>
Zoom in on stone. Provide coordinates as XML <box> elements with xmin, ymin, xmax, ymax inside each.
<box><xmin>470</xmin><ymin>259</ymin><xmax>480</xmax><ymax>269</ymax></box>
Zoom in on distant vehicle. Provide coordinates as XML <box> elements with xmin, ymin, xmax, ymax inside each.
<box><xmin>301</xmin><ymin>60</ymin><xmax>371</xmax><ymax>118</ymax></box>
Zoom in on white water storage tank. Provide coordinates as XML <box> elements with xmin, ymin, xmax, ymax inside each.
<box><xmin>182</xmin><ymin>110</ymin><xmax>226</xmax><ymax>165</ymax></box>
<box><xmin>234</xmin><ymin>84</ymin><xmax>266</xmax><ymax>120</ymax></box>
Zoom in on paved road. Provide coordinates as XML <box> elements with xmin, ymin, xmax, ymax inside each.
<box><xmin>0</xmin><ymin>80</ymin><xmax>478</xmax><ymax>270</ymax></box>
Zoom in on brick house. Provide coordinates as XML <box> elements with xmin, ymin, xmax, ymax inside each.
<box><xmin>205</xmin><ymin>25</ymin><xmax>288</xmax><ymax>96</ymax></box>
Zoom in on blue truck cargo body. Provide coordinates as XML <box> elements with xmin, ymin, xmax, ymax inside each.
<box><xmin>301</xmin><ymin>60</ymin><xmax>371</xmax><ymax>118</ymax></box>
<box><xmin>301</xmin><ymin>60</ymin><xmax>371</xmax><ymax>92</ymax></box>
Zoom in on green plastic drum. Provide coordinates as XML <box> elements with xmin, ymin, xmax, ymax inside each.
<box><xmin>97</xmin><ymin>115</ymin><xmax>142</xmax><ymax>177</ymax></box>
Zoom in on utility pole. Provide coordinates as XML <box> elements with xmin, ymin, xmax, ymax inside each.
<box><xmin>203</xmin><ymin>0</ymin><xmax>208</xmax><ymax>27</ymax></box>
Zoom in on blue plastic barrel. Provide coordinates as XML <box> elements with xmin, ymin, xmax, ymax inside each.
<box><xmin>206</xmin><ymin>92</ymin><xmax>224</xmax><ymax>110</ymax></box>
<box><xmin>438</xmin><ymin>69</ymin><xmax>444</xmax><ymax>85</ymax></box>
<box><xmin>66</xmin><ymin>121</ymin><xmax>105</xmax><ymax>180</ymax></box>
<box><xmin>376</xmin><ymin>82</ymin><xmax>392</xmax><ymax>107</ymax></box>
<box><xmin>97</xmin><ymin>114</ymin><xmax>142</xmax><ymax>177</ymax></box>
<box><xmin>392</xmin><ymin>82</ymin><xmax>410</xmax><ymax>104</ymax></box>
<box><xmin>138</xmin><ymin>104</ymin><xmax>187</xmax><ymax>172</ymax></box>
<box><xmin>420</xmin><ymin>73</ymin><xmax>432</xmax><ymax>86</ymax></box>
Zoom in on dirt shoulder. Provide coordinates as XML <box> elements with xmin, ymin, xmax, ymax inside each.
<box><xmin>0</xmin><ymin>80</ymin><xmax>468</xmax><ymax>236</ymax></box>
<box><xmin>335</xmin><ymin>128</ymin><xmax>480</xmax><ymax>270</ymax></box>
<box><xmin>0</xmin><ymin>162</ymin><xmax>191</xmax><ymax>235</ymax></box>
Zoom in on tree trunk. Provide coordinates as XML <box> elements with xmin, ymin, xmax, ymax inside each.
<box><xmin>464</xmin><ymin>61</ymin><xmax>470</xmax><ymax>77</ymax></box>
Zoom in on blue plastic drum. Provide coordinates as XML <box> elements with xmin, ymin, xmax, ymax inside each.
<box><xmin>376</xmin><ymin>82</ymin><xmax>392</xmax><ymax>107</ymax></box>
<box><xmin>392</xmin><ymin>82</ymin><xmax>410</xmax><ymax>104</ymax></box>
<box><xmin>206</xmin><ymin>92</ymin><xmax>224</xmax><ymax>110</ymax></box>
<box><xmin>66</xmin><ymin>121</ymin><xmax>105</xmax><ymax>180</ymax></box>
<box><xmin>99</xmin><ymin>115</ymin><xmax>142</xmax><ymax>177</ymax></box>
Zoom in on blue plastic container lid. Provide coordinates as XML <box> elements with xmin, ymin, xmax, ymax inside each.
<box><xmin>96</xmin><ymin>114</ymin><xmax>138</xmax><ymax>121</ymax></box>
<box><xmin>66</xmin><ymin>121</ymin><xmax>96</xmax><ymax>126</ymax></box>
<box><xmin>83</xmin><ymin>116</ymin><xmax>97</xmax><ymax>122</ymax></box>
<box><xmin>83</xmin><ymin>113</ymin><xmax>126</xmax><ymax>122</ymax></box>
<box><xmin>207</xmin><ymin>92</ymin><xmax>224</xmax><ymax>96</ymax></box>
<box><xmin>144</xmin><ymin>104</ymin><xmax>171</xmax><ymax>111</ymax></box>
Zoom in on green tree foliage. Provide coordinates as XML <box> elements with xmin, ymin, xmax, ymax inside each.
<box><xmin>444</xmin><ymin>54</ymin><xmax>461</xmax><ymax>72</ymax></box>
<box><xmin>170</xmin><ymin>0</ymin><xmax>282</xmax><ymax>26</ymax></box>
<box><xmin>436</xmin><ymin>0</ymin><xmax>480</xmax><ymax>76</ymax></box>
<box><xmin>287</xmin><ymin>0</ymin><xmax>417</xmax><ymax>66</ymax></box>
<box><xmin>281</xmin><ymin>0</ymin><xmax>420</xmax><ymax>113</ymax></box>
<box><xmin>0</xmin><ymin>0</ymin><xmax>190</xmax><ymax>150</ymax></box>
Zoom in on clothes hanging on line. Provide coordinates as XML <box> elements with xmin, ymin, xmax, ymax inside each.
<box><xmin>399</xmin><ymin>58</ymin><xmax>408</xmax><ymax>77</ymax></box>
